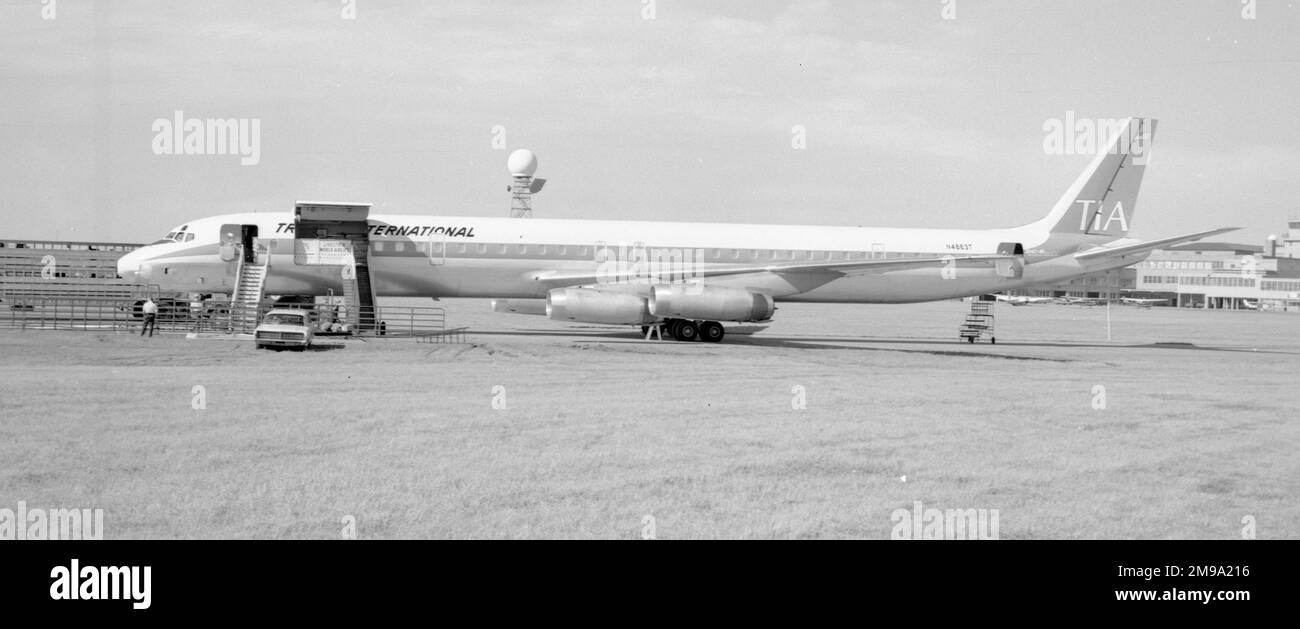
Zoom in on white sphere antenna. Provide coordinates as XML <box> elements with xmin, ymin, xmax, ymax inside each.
<box><xmin>506</xmin><ymin>149</ymin><xmax>544</xmax><ymax>218</ymax></box>
<box><xmin>507</xmin><ymin>149</ymin><xmax>538</xmax><ymax>178</ymax></box>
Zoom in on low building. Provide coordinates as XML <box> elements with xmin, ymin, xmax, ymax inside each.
<box><xmin>0</xmin><ymin>238</ymin><xmax>144</xmax><ymax>299</ymax></box>
<box><xmin>1133</xmin><ymin>242</ymin><xmax>1289</xmax><ymax>310</ymax></box>
<box><xmin>1009</xmin><ymin>236</ymin><xmax>1300</xmax><ymax>311</ymax></box>
<box><xmin>1004</xmin><ymin>216</ymin><xmax>1300</xmax><ymax>310</ymax></box>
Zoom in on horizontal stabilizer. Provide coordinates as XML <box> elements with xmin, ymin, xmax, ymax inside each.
<box><xmin>1073</xmin><ymin>227</ymin><xmax>1240</xmax><ymax>263</ymax></box>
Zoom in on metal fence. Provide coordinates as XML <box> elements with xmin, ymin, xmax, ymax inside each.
<box><xmin>0</xmin><ymin>297</ymin><xmax>190</xmax><ymax>332</ymax></box>
<box><xmin>0</xmin><ymin>296</ymin><xmax>463</xmax><ymax>341</ymax></box>
<box><xmin>1</xmin><ymin>280</ymin><xmax>163</xmax><ymax>301</ymax></box>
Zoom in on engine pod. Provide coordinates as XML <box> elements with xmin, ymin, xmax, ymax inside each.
<box><xmin>546</xmin><ymin>288</ymin><xmax>656</xmax><ymax>325</ymax></box>
<box><xmin>649</xmin><ymin>285</ymin><xmax>775</xmax><ymax>322</ymax></box>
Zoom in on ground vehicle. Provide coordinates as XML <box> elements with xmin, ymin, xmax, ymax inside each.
<box><xmin>253</xmin><ymin>308</ymin><xmax>314</xmax><ymax>350</ymax></box>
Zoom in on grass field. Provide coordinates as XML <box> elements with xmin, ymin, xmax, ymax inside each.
<box><xmin>1</xmin><ymin>299</ymin><xmax>1296</xmax><ymax>539</ymax></box>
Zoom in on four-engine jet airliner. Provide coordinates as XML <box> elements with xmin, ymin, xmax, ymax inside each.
<box><xmin>117</xmin><ymin>118</ymin><xmax>1235</xmax><ymax>342</ymax></box>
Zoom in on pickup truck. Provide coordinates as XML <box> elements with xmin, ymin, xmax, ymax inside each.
<box><xmin>253</xmin><ymin>308</ymin><xmax>315</xmax><ymax>350</ymax></box>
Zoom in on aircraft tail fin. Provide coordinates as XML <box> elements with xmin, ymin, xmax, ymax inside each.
<box><xmin>1032</xmin><ymin>117</ymin><xmax>1155</xmax><ymax>238</ymax></box>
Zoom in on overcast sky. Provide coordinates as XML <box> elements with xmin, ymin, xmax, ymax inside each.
<box><xmin>2</xmin><ymin>0</ymin><xmax>1297</xmax><ymax>245</ymax></box>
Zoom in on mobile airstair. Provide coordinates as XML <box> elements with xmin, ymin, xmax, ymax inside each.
<box><xmin>959</xmin><ymin>298</ymin><xmax>995</xmax><ymax>344</ymax></box>
<box><xmin>229</xmin><ymin>250</ymin><xmax>269</xmax><ymax>333</ymax></box>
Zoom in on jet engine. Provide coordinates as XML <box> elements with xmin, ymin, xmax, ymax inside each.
<box><xmin>546</xmin><ymin>288</ymin><xmax>656</xmax><ymax>325</ymax></box>
<box><xmin>648</xmin><ymin>285</ymin><xmax>775</xmax><ymax>322</ymax></box>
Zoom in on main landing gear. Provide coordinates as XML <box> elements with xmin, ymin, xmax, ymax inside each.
<box><xmin>643</xmin><ymin>319</ymin><xmax>726</xmax><ymax>343</ymax></box>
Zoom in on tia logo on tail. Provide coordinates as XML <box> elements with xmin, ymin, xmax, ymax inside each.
<box><xmin>1076</xmin><ymin>200</ymin><xmax>1129</xmax><ymax>233</ymax></box>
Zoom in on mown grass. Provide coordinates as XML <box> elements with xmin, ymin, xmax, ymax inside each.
<box><xmin>0</xmin><ymin>302</ymin><xmax>1295</xmax><ymax>539</ymax></box>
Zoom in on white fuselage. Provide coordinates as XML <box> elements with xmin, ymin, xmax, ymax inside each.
<box><xmin>117</xmin><ymin>212</ymin><xmax>1134</xmax><ymax>304</ymax></box>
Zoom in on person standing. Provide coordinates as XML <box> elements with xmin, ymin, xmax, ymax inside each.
<box><xmin>141</xmin><ymin>298</ymin><xmax>158</xmax><ymax>337</ymax></box>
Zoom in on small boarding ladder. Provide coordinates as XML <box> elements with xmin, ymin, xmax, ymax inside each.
<box><xmin>959</xmin><ymin>299</ymin><xmax>995</xmax><ymax>344</ymax></box>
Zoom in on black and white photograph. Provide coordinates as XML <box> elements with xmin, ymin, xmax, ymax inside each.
<box><xmin>1</xmin><ymin>0</ymin><xmax>1293</xmax><ymax>612</ymax></box>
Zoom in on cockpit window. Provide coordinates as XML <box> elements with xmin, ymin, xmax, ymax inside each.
<box><xmin>152</xmin><ymin>224</ymin><xmax>194</xmax><ymax>245</ymax></box>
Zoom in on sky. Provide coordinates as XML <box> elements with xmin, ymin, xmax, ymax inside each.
<box><xmin>2</xmin><ymin>0</ymin><xmax>1298</xmax><ymax>245</ymax></box>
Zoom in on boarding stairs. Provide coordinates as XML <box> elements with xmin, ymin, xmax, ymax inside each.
<box><xmin>959</xmin><ymin>299</ymin><xmax>996</xmax><ymax>344</ymax></box>
<box><xmin>342</xmin><ymin>241</ymin><xmax>379</xmax><ymax>333</ymax></box>
<box><xmin>229</xmin><ymin>250</ymin><xmax>269</xmax><ymax>333</ymax></box>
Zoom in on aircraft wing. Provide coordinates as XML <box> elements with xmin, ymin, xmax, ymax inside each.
<box><xmin>1074</xmin><ymin>227</ymin><xmax>1240</xmax><ymax>263</ymax></box>
<box><xmin>528</xmin><ymin>254</ymin><xmax>1016</xmax><ymax>286</ymax></box>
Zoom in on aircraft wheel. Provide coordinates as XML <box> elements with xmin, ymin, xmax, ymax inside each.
<box><xmin>699</xmin><ymin>321</ymin><xmax>725</xmax><ymax>343</ymax></box>
<box><xmin>991</xmin><ymin>337</ymin><xmax>996</xmax><ymax>344</ymax></box>
<box><xmin>673</xmin><ymin>320</ymin><xmax>698</xmax><ymax>342</ymax></box>
<box><xmin>665</xmin><ymin>319</ymin><xmax>680</xmax><ymax>339</ymax></box>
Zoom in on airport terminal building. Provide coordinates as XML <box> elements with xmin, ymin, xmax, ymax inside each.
<box><xmin>1133</xmin><ymin>242</ymin><xmax>1300</xmax><ymax>310</ymax></box>
<box><xmin>1132</xmin><ymin>217</ymin><xmax>1300</xmax><ymax>310</ymax></box>
<box><xmin>1009</xmin><ymin>218</ymin><xmax>1300</xmax><ymax>311</ymax></box>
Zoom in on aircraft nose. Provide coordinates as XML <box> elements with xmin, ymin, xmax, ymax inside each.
<box><xmin>116</xmin><ymin>254</ymin><xmax>134</xmax><ymax>281</ymax></box>
<box><xmin>117</xmin><ymin>250</ymin><xmax>146</xmax><ymax>282</ymax></box>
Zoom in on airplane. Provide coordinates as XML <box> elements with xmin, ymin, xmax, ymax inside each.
<box><xmin>1054</xmin><ymin>296</ymin><xmax>1103</xmax><ymax>306</ymax></box>
<box><xmin>116</xmin><ymin>117</ymin><xmax>1237</xmax><ymax>343</ymax></box>
<box><xmin>1120</xmin><ymin>297</ymin><xmax>1168</xmax><ymax>308</ymax></box>
<box><xmin>992</xmin><ymin>294</ymin><xmax>1054</xmax><ymax>306</ymax></box>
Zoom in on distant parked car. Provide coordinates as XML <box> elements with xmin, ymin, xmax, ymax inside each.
<box><xmin>254</xmin><ymin>308</ymin><xmax>314</xmax><ymax>350</ymax></box>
